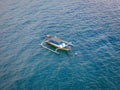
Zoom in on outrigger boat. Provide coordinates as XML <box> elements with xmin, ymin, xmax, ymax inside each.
<box><xmin>39</xmin><ymin>34</ymin><xmax>73</xmax><ymax>54</ymax></box>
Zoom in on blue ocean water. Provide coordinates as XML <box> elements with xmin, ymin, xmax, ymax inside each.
<box><xmin>0</xmin><ymin>0</ymin><xmax>120</xmax><ymax>90</ymax></box>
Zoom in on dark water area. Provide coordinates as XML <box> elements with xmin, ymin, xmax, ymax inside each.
<box><xmin>0</xmin><ymin>0</ymin><xmax>120</xmax><ymax>90</ymax></box>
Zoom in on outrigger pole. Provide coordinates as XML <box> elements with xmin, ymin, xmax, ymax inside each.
<box><xmin>62</xmin><ymin>40</ymin><xmax>73</xmax><ymax>46</ymax></box>
<box><xmin>54</xmin><ymin>36</ymin><xmax>73</xmax><ymax>46</ymax></box>
<box><xmin>39</xmin><ymin>41</ymin><xmax>60</xmax><ymax>54</ymax></box>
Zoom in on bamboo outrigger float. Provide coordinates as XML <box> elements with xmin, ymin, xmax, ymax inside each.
<box><xmin>39</xmin><ymin>34</ymin><xmax>73</xmax><ymax>54</ymax></box>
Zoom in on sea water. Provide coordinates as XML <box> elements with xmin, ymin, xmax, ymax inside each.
<box><xmin>0</xmin><ymin>0</ymin><xmax>120</xmax><ymax>90</ymax></box>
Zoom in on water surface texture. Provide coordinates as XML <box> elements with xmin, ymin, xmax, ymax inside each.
<box><xmin>0</xmin><ymin>0</ymin><xmax>120</xmax><ymax>90</ymax></box>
